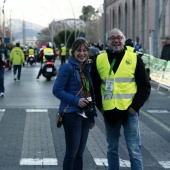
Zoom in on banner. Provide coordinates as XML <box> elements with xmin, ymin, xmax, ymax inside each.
<box><xmin>141</xmin><ymin>53</ymin><xmax>170</xmax><ymax>89</ymax></box>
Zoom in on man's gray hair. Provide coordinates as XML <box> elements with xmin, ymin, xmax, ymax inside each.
<box><xmin>107</xmin><ymin>28</ymin><xmax>126</xmax><ymax>44</ymax></box>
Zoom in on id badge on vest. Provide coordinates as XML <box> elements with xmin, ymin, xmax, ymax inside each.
<box><xmin>105</xmin><ymin>79</ymin><xmax>114</xmax><ymax>94</ymax></box>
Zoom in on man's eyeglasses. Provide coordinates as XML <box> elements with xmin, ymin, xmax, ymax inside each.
<box><xmin>109</xmin><ymin>36</ymin><xmax>123</xmax><ymax>41</ymax></box>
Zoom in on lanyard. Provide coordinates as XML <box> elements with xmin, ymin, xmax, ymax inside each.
<box><xmin>109</xmin><ymin>59</ymin><xmax>116</xmax><ymax>75</ymax></box>
<box><xmin>85</xmin><ymin>79</ymin><xmax>90</xmax><ymax>91</ymax></box>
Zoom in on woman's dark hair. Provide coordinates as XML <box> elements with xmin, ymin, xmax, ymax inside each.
<box><xmin>71</xmin><ymin>37</ymin><xmax>89</xmax><ymax>59</ymax></box>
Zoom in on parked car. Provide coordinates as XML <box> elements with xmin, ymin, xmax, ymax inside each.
<box><xmin>89</xmin><ymin>46</ymin><xmax>100</xmax><ymax>61</ymax></box>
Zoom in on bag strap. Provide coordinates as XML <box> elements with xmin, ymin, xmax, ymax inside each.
<box><xmin>63</xmin><ymin>87</ymin><xmax>83</xmax><ymax>113</ymax></box>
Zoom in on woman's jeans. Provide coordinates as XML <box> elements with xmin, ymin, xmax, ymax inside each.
<box><xmin>105</xmin><ymin>112</ymin><xmax>143</xmax><ymax>170</ymax></box>
<box><xmin>13</xmin><ymin>65</ymin><xmax>22</xmax><ymax>80</ymax></box>
<box><xmin>63</xmin><ymin>112</ymin><xmax>91</xmax><ymax>170</ymax></box>
<box><xmin>0</xmin><ymin>67</ymin><xmax>5</xmax><ymax>93</ymax></box>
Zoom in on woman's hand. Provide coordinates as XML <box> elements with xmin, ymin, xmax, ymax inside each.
<box><xmin>78</xmin><ymin>98</ymin><xmax>89</xmax><ymax>108</ymax></box>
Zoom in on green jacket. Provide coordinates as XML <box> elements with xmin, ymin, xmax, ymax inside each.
<box><xmin>10</xmin><ymin>47</ymin><xmax>25</xmax><ymax>65</ymax></box>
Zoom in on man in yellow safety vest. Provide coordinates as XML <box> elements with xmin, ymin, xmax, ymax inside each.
<box><xmin>91</xmin><ymin>28</ymin><xmax>151</xmax><ymax>170</ymax></box>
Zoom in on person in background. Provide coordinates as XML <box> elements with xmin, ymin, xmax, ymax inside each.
<box><xmin>34</xmin><ymin>47</ymin><xmax>38</xmax><ymax>63</ymax></box>
<box><xmin>161</xmin><ymin>36</ymin><xmax>170</xmax><ymax>61</ymax></box>
<box><xmin>125</xmin><ymin>38</ymin><xmax>151</xmax><ymax>80</ymax></box>
<box><xmin>27</xmin><ymin>46</ymin><xmax>34</xmax><ymax>65</ymax></box>
<box><xmin>52</xmin><ymin>37</ymin><xmax>97</xmax><ymax>170</ymax></box>
<box><xmin>60</xmin><ymin>43</ymin><xmax>67</xmax><ymax>65</ymax></box>
<box><xmin>36</xmin><ymin>42</ymin><xmax>56</xmax><ymax>79</ymax></box>
<box><xmin>68</xmin><ymin>48</ymin><xmax>72</xmax><ymax>57</ymax></box>
<box><xmin>55</xmin><ymin>48</ymin><xmax>59</xmax><ymax>58</ymax></box>
<box><xmin>91</xmin><ymin>28</ymin><xmax>151</xmax><ymax>170</ymax></box>
<box><xmin>10</xmin><ymin>42</ymin><xmax>25</xmax><ymax>81</ymax></box>
<box><xmin>0</xmin><ymin>37</ymin><xmax>8</xmax><ymax>97</ymax></box>
<box><xmin>134</xmin><ymin>36</ymin><xmax>142</xmax><ymax>52</ymax></box>
<box><xmin>125</xmin><ymin>38</ymin><xmax>136</xmax><ymax>52</ymax></box>
<box><xmin>5</xmin><ymin>45</ymin><xmax>12</xmax><ymax>70</ymax></box>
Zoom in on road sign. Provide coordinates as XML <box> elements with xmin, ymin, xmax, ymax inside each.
<box><xmin>4</xmin><ymin>37</ymin><xmax>10</xmax><ymax>43</ymax></box>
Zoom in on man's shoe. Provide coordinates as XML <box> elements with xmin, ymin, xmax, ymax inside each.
<box><xmin>14</xmin><ymin>75</ymin><xmax>17</xmax><ymax>81</ymax></box>
<box><xmin>36</xmin><ymin>76</ymin><xmax>39</xmax><ymax>79</ymax></box>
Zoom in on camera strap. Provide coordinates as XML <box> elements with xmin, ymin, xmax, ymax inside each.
<box><xmin>62</xmin><ymin>87</ymin><xmax>83</xmax><ymax>115</ymax></box>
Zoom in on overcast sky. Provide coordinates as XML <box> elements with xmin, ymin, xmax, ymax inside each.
<box><xmin>1</xmin><ymin>0</ymin><xmax>103</xmax><ymax>27</ymax></box>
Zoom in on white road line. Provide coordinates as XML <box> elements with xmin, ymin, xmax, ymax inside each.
<box><xmin>20</xmin><ymin>158</ymin><xmax>58</xmax><ymax>165</ymax></box>
<box><xmin>26</xmin><ymin>109</ymin><xmax>48</xmax><ymax>112</ymax></box>
<box><xmin>0</xmin><ymin>109</ymin><xmax>5</xmax><ymax>112</ymax></box>
<box><xmin>159</xmin><ymin>161</ymin><xmax>170</xmax><ymax>169</ymax></box>
<box><xmin>94</xmin><ymin>158</ymin><xmax>130</xmax><ymax>167</ymax></box>
<box><xmin>147</xmin><ymin>110</ymin><xmax>170</xmax><ymax>113</ymax></box>
<box><xmin>20</xmin><ymin>110</ymin><xmax>57</xmax><ymax>166</ymax></box>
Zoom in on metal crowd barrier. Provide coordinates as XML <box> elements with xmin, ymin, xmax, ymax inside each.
<box><xmin>141</xmin><ymin>53</ymin><xmax>170</xmax><ymax>91</ymax></box>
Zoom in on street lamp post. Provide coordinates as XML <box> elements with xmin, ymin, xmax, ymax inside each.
<box><xmin>2</xmin><ymin>0</ymin><xmax>6</xmax><ymax>39</ymax></box>
<box><xmin>68</xmin><ymin>0</ymin><xmax>76</xmax><ymax>41</ymax></box>
<box><xmin>51</xmin><ymin>20</ymin><xmax>54</xmax><ymax>45</ymax></box>
<box><xmin>103</xmin><ymin>0</ymin><xmax>106</xmax><ymax>50</ymax></box>
<box><xmin>10</xmin><ymin>10</ymin><xmax>12</xmax><ymax>43</ymax></box>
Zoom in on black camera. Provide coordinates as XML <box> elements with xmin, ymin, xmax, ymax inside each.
<box><xmin>84</xmin><ymin>100</ymin><xmax>94</xmax><ymax>118</ymax></box>
<box><xmin>56</xmin><ymin>112</ymin><xmax>63</xmax><ymax>128</ymax></box>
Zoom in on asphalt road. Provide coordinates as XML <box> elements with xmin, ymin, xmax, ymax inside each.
<box><xmin>0</xmin><ymin>59</ymin><xmax>170</xmax><ymax>170</ymax></box>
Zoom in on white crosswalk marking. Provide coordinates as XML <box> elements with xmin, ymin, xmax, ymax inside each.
<box><xmin>1</xmin><ymin>108</ymin><xmax>167</xmax><ymax>169</ymax></box>
<box><xmin>147</xmin><ymin>110</ymin><xmax>170</xmax><ymax>113</ymax></box>
<box><xmin>94</xmin><ymin>158</ymin><xmax>130</xmax><ymax>167</ymax></box>
<box><xmin>20</xmin><ymin>158</ymin><xmax>58</xmax><ymax>165</ymax></box>
<box><xmin>159</xmin><ymin>161</ymin><xmax>170</xmax><ymax>169</ymax></box>
<box><xmin>20</xmin><ymin>109</ymin><xmax>58</xmax><ymax>166</ymax></box>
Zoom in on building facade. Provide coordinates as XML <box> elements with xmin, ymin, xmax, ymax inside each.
<box><xmin>105</xmin><ymin>0</ymin><xmax>170</xmax><ymax>57</ymax></box>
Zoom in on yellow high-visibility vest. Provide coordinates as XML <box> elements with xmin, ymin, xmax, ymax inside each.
<box><xmin>28</xmin><ymin>49</ymin><xmax>34</xmax><ymax>55</ymax></box>
<box><xmin>96</xmin><ymin>51</ymin><xmax>137</xmax><ymax>111</ymax></box>
<box><xmin>61</xmin><ymin>46</ymin><xmax>66</xmax><ymax>56</ymax></box>
<box><xmin>43</xmin><ymin>48</ymin><xmax>53</xmax><ymax>62</ymax></box>
<box><xmin>126</xmin><ymin>46</ymin><xmax>135</xmax><ymax>53</ymax></box>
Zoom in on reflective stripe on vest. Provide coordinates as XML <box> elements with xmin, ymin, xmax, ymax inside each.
<box><xmin>101</xmin><ymin>77</ymin><xmax>135</xmax><ymax>84</ymax></box>
<box><xmin>96</xmin><ymin>51</ymin><xmax>137</xmax><ymax>111</ymax></box>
